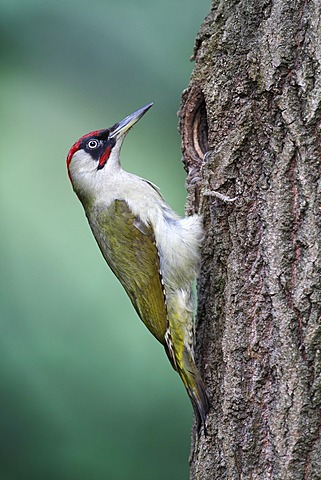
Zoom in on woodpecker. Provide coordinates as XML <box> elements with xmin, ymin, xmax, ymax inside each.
<box><xmin>67</xmin><ymin>103</ymin><xmax>209</xmax><ymax>431</ymax></box>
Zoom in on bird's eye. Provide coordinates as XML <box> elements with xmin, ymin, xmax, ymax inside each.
<box><xmin>87</xmin><ymin>139</ymin><xmax>100</xmax><ymax>149</ymax></box>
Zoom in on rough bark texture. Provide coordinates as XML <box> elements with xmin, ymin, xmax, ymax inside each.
<box><xmin>179</xmin><ymin>1</ymin><xmax>321</xmax><ymax>479</ymax></box>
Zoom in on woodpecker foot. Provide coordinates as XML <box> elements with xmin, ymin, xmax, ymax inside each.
<box><xmin>203</xmin><ymin>189</ymin><xmax>238</xmax><ymax>203</ymax></box>
<box><xmin>199</xmin><ymin>189</ymin><xmax>237</xmax><ymax>215</ymax></box>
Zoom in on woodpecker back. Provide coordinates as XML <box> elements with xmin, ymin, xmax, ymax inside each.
<box><xmin>67</xmin><ymin>103</ymin><xmax>209</xmax><ymax>431</ymax></box>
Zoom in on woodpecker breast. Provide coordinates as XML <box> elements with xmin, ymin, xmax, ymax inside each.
<box><xmin>88</xmin><ymin>167</ymin><xmax>203</xmax><ymax>293</ymax></box>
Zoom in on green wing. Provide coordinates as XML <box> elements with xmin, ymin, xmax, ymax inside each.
<box><xmin>93</xmin><ymin>200</ymin><xmax>167</xmax><ymax>343</ymax></box>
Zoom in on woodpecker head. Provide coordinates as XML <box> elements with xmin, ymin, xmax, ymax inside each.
<box><xmin>67</xmin><ymin>103</ymin><xmax>153</xmax><ymax>193</ymax></box>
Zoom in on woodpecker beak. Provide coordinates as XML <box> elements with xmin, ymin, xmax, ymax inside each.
<box><xmin>109</xmin><ymin>103</ymin><xmax>153</xmax><ymax>139</ymax></box>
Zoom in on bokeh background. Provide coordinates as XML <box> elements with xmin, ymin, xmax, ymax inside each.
<box><xmin>0</xmin><ymin>1</ymin><xmax>210</xmax><ymax>479</ymax></box>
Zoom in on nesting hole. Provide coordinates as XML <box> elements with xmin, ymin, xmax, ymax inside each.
<box><xmin>180</xmin><ymin>88</ymin><xmax>209</xmax><ymax>168</ymax></box>
<box><xmin>192</xmin><ymin>99</ymin><xmax>208</xmax><ymax>159</ymax></box>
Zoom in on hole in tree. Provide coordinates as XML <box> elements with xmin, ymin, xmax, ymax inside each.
<box><xmin>192</xmin><ymin>98</ymin><xmax>209</xmax><ymax>159</ymax></box>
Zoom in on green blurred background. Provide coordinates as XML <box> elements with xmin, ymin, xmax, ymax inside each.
<box><xmin>0</xmin><ymin>1</ymin><xmax>209</xmax><ymax>479</ymax></box>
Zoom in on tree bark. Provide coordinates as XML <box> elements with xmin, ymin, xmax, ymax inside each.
<box><xmin>179</xmin><ymin>1</ymin><xmax>321</xmax><ymax>478</ymax></box>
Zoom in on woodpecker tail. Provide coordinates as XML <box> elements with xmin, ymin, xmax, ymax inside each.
<box><xmin>164</xmin><ymin>292</ymin><xmax>210</xmax><ymax>433</ymax></box>
<box><xmin>177</xmin><ymin>349</ymin><xmax>210</xmax><ymax>434</ymax></box>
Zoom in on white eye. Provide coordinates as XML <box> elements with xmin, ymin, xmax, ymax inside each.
<box><xmin>87</xmin><ymin>139</ymin><xmax>100</xmax><ymax>149</ymax></box>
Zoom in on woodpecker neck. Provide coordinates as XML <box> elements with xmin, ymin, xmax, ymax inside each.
<box><xmin>101</xmin><ymin>137</ymin><xmax>123</xmax><ymax>173</ymax></box>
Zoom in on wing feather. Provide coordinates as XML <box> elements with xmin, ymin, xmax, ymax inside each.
<box><xmin>91</xmin><ymin>200</ymin><xmax>168</xmax><ymax>343</ymax></box>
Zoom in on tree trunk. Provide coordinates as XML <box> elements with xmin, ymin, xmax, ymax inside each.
<box><xmin>179</xmin><ymin>1</ymin><xmax>321</xmax><ymax>478</ymax></box>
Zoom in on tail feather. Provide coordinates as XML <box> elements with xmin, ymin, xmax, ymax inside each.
<box><xmin>163</xmin><ymin>292</ymin><xmax>210</xmax><ymax>433</ymax></box>
<box><xmin>178</xmin><ymin>350</ymin><xmax>210</xmax><ymax>434</ymax></box>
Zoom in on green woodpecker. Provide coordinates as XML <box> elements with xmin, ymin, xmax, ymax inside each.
<box><xmin>66</xmin><ymin>103</ymin><xmax>209</xmax><ymax>431</ymax></box>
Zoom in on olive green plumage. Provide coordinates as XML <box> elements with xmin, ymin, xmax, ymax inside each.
<box><xmin>89</xmin><ymin>199</ymin><xmax>209</xmax><ymax>429</ymax></box>
<box><xmin>94</xmin><ymin>199</ymin><xmax>167</xmax><ymax>342</ymax></box>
